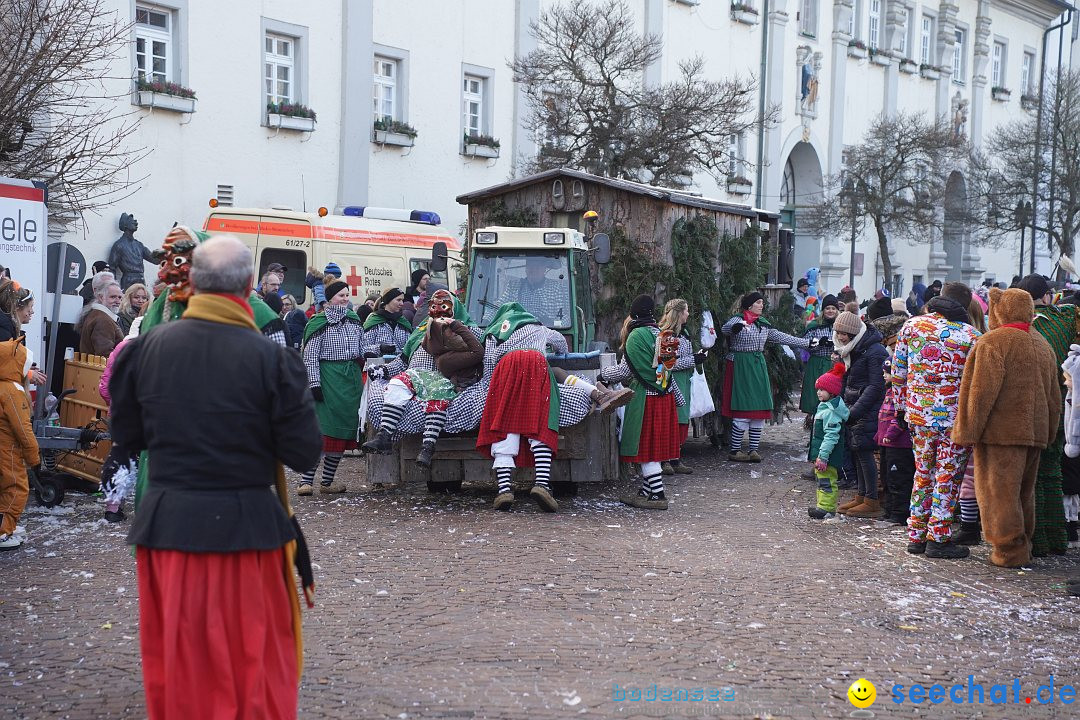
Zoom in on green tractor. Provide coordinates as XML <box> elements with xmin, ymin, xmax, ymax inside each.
<box><xmin>366</xmin><ymin>226</ymin><xmax>619</xmax><ymax>495</ymax></box>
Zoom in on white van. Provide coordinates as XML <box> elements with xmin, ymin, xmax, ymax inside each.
<box><xmin>201</xmin><ymin>206</ymin><xmax>462</xmax><ymax>307</ymax></box>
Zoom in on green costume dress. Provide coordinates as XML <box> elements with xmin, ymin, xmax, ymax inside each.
<box><xmin>618</xmin><ymin>326</ymin><xmax>676</xmax><ymax>458</ymax></box>
<box><xmin>672</xmin><ymin>329</ymin><xmax>695</xmax><ymax>426</ymax></box>
<box><xmin>800</xmin><ymin>319</ymin><xmax>835</xmax><ymax>414</ymax></box>
<box><xmin>1031</xmin><ymin>303</ymin><xmax>1077</xmax><ymax>556</ymax></box>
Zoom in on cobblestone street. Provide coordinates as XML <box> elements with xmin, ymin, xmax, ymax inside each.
<box><xmin>2</xmin><ymin>419</ymin><xmax>1078</xmax><ymax>719</ymax></box>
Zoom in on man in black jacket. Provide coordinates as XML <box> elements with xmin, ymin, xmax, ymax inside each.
<box><xmin>109</xmin><ymin>234</ymin><xmax>321</xmax><ymax>719</ymax></box>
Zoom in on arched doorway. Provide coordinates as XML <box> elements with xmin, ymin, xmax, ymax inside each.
<box><xmin>780</xmin><ymin>142</ymin><xmax>824</xmax><ymax>286</ymax></box>
<box><xmin>943</xmin><ymin>171</ymin><xmax>966</xmax><ymax>282</ymax></box>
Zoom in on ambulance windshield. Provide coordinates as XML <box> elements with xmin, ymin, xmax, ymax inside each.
<box><xmin>469</xmin><ymin>251</ymin><xmax>572</xmax><ymax>329</ymax></box>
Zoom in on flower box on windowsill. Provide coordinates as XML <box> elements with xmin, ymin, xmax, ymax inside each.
<box><xmin>462</xmin><ymin>143</ymin><xmax>499</xmax><ymax>159</ymax></box>
<box><xmin>731</xmin><ymin>8</ymin><xmax>759</xmax><ymax>25</ymax></box>
<box><xmin>1021</xmin><ymin>94</ymin><xmax>1039</xmax><ymax>111</ymax></box>
<box><xmin>372</xmin><ymin>129</ymin><xmax>415</xmax><ymax>147</ymax></box>
<box><xmin>870</xmin><ymin>51</ymin><xmax>891</xmax><ymax>67</ymax></box>
<box><xmin>899</xmin><ymin>60</ymin><xmax>918</xmax><ymax>74</ymax></box>
<box><xmin>727</xmin><ymin>178</ymin><xmax>752</xmax><ymax>195</ymax></box>
<box><xmin>136</xmin><ymin>91</ymin><xmax>196</xmax><ymax>113</ymax></box>
<box><xmin>267</xmin><ymin>113</ymin><xmax>315</xmax><ymax>132</ymax></box>
<box><xmin>920</xmin><ymin>65</ymin><xmax>941</xmax><ymax>80</ymax></box>
<box><xmin>847</xmin><ymin>44</ymin><xmax>868</xmax><ymax>60</ymax></box>
<box><xmin>991</xmin><ymin>87</ymin><xmax>1012</xmax><ymax>102</ymax></box>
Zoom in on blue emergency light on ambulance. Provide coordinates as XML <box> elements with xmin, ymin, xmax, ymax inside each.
<box><xmin>341</xmin><ymin>206</ymin><xmax>441</xmax><ymax>225</ymax></box>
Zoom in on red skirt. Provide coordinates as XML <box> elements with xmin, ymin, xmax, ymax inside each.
<box><xmin>624</xmin><ymin>393</ymin><xmax>681</xmax><ymax>463</ymax></box>
<box><xmin>721</xmin><ymin>359</ymin><xmax>772</xmax><ymax>420</ymax></box>
<box><xmin>678</xmin><ymin>422</ymin><xmax>690</xmax><ymax>445</ymax></box>
<box><xmin>136</xmin><ymin>547</ymin><xmax>297</xmax><ymax>720</ymax></box>
<box><xmin>323</xmin><ymin>435</ymin><xmax>358</xmax><ymax>452</ymax></box>
<box><xmin>477</xmin><ymin>349</ymin><xmax>558</xmax><ymax>467</ymax></box>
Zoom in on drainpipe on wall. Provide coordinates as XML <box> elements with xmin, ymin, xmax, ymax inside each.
<box><xmin>1047</xmin><ymin>8</ymin><xmax>1075</xmax><ymax>271</ymax></box>
<box><xmin>754</xmin><ymin>0</ymin><xmax>771</xmax><ymax>212</ymax></box>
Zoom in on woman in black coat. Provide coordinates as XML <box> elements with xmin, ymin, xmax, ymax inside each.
<box><xmin>832</xmin><ymin>310</ymin><xmax>888</xmax><ymax>518</ymax></box>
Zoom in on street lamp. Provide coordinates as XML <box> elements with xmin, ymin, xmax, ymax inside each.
<box><xmin>841</xmin><ymin>178</ymin><xmax>862</xmax><ymax>289</ymax></box>
<box><xmin>1015</xmin><ymin>200</ymin><xmax>1032</xmax><ymax>278</ymax></box>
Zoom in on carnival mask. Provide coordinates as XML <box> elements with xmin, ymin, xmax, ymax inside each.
<box><xmin>428</xmin><ymin>289</ymin><xmax>455</xmax><ymax>320</ymax></box>
<box><xmin>658</xmin><ymin>330</ymin><xmax>680</xmax><ymax>370</ymax></box>
<box><xmin>157</xmin><ymin>232</ymin><xmax>198</xmax><ymax>304</ymax></box>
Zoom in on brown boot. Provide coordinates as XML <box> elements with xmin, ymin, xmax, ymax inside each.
<box><xmin>837</xmin><ymin>495</ymin><xmax>864</xmax><ymax>514</ymax></box>
<box><xmin>846</xmin><ymin>497</ymin><xmax>885</xmax><ymax>518</ymax></box>
<box><xmin>592</xmin><ymin>383</ymin><xmax>634</xmax><ymax>414</ymax></box>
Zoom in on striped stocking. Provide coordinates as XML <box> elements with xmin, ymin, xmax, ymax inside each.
<box><xmin>528</xmin><ymin>439</ymin><xmax>552</xmax><ymax>490</ymax></box>
<box><xmin>321</xmin><ymin>452</ymin><xmax>343</xmax><ymax>485</ymax></box>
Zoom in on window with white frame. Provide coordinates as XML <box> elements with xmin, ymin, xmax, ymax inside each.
<box><xmin>1021</xmin><ymin>51</ymin><xmax>1035</xmax><ymax>94</ymax></box>
<box><xmin>264</xmin><ymin>33</ymin><xmax>294</xmax><ymax>105</ymax></box>
<box><xmin>992</xmin><ymin>42</ymin><xmax>1006</xmax><ymax>87</ymax></box>
<box><xmin>920</xmin><ymin>15</ymin><xmax>933</xmax><ymax>65</ymax></box>
<box><xmin>848</xmin><ymin>0</ymin><xmax>859</xmax><ymax>38</ymax></box>
<box><xmin>868</xmin><ymin>0</ymin><xmax>881</xmax><ymax>49</ymax></box>
<box><xmin>463</xmin><ymin>75</ymin><xmax>483</xmax><ymax>137</ymax></box>
<box><xmin>373</xmin><ymin>57</ymin><xmax>397</xmax><ymax>121</ymax></box>
<box><xmin>135</xmin><ymin>5</ymin><xmax>172</xmax><ymax>83</ymax></box>
<box><xmin>899</xmin><ymin>7</ymin><xmax>913</xmax><ymax>58</ymax></box>
<box><xmin>727</xmin><ymin>134</ymin><xmax>747</xmax><ymax>178</ymax></box>
<box><xmin>953</xmin><ymin>29</ymin><xmax>966</xmax><ymax>83</ymax></box>
<box><xmin>799</xmin><ymin>0</ymin><xmax>817</xmax><ymax>37</ymax></box>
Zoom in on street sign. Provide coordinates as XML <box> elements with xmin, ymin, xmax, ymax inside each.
<box><xmin>0</xmin><ymin>177</ymin><xmax>48</xmax><ymax>363</ymax></box>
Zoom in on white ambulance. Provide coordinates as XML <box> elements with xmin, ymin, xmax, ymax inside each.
<box><xmin>201</xmin><ymin>205</ymin><xmax>462</xmax><ymax>307</ymax></box>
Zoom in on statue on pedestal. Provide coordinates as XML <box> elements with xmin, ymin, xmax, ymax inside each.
<box><xmin>108</xmin><ymin>213</ymin><xmax>156</xmax><ymax>290</ymax></box>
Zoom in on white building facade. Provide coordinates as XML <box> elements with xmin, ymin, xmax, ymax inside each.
<box><xmin>69</xmin><ymin>0</ymin><xmax>1073</xmax><ymax>300</ymax></box>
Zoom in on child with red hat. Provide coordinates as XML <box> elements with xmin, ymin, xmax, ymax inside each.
<box><xmin>808</xmin><ymin>362</ymin><xmax>850</xmax><ymax>519</ymax></box>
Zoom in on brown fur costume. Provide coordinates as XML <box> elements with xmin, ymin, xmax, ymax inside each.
<box><xmin>953</xmin><ymin>288</ymin><xmax>1061</xmax><ymax>567</ymax></box>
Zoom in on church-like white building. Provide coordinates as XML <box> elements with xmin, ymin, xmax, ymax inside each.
<box><xmin>69</xmin><ymin>0</ymin><xmax>1075</xmax><ymax>300</ymax></box>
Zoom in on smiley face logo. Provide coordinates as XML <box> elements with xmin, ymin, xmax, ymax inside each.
<box><xmin>847</xmin><ymin>678</ymin><xmax>876</xmax><ymax>708</ymax></box>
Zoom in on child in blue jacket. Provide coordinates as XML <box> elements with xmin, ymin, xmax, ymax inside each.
<box><xmin>808</xmin><ymin>362</ymin><xmax>850</xmax><ymax>519</ymax></box>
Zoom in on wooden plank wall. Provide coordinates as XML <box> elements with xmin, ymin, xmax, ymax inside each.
<box><xmin>56</xmin><ymin>353</ymin><xmax>111</xmax><ymax>484</ymax></box>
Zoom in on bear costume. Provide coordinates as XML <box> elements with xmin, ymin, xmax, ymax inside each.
<box><xmin>953</xmin><ymin>288</ymin><xmax>1061</xmax><ymax>567</ymax></box>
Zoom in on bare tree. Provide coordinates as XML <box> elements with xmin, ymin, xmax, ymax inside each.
<box><xmin>805</xmin><ymin>112</ymin><xmax>969</xmax><ymax>282</ymax></box>
<box><xmin>510</xmin><ymin>0</ymin><xmax>774</xmax><ymax>187</ymax></box>
<box><xmin>0</xmin><ymin>0</ymin><xmax>146</xmax><ymax>227</ymax></box>
<box><xmin>968</xmin><ymin>70</ymin><xmax>1080</xmax><ymax>268</ymax></box>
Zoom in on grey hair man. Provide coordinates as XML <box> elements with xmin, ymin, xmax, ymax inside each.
<box><xmin>77</xmin><ymin>280</ymin><xmax>124</xmax><ymax>356</ymax></box>
<box><xmin>108</xmin><ymin>232</ymin><xmax>320</xmax><ymax>717</ymax></box>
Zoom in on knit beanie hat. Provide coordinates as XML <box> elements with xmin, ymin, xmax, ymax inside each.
<box><xmin>630</xmin><ymin>294</ymin><xmax>655</xmax><ymax>320</ymax></box>
<box><xmin>833</xmin><ymin>311</ymin><xmax>863</xmax><ymax>336</ymax></box>
<box><xmin>324</xmin><ymin>262</ymin><xmax>342</xmax><ymax>277</ymax></box>
<box><xmin>891</xmin><ymin>298</ymin><xmax>908</xmax><ymax>316</ymax></box>
<box><xmin>411</xmin><ymin>268</ymin><xmax>429</xmax><ymax>287</ymax></box>
<box><xmin>820</xmin><ymin>294</ymin><xmax>839</xmax><ymax>311</ymax></box>
<box><xmin>815</xmin><ymin>362</ymin><xmax>846</xmax><ymax>396</ymax></box>
<box><xmin>377</xmin><ymin>287</ymin><xmax>404</xmax><ymax>309</ymax></box>
<box><xmin>324</xmin><ymin>280</ymin><xmax>349</xmax><ymax>301</ymax></box>
<box><xmin>1018</xmin><ymin>273</ymin><xmax>1052</xmax><ymax>301</ymax></box>
<box><xmin>740</xmin><ymin>291</ymin><xmax>765</xmax><ymax>311</ymax></box>
<box><xmin>866</xmin><ymin>296</ymin><xmax>894</xmax><ymax>321</ymax></box>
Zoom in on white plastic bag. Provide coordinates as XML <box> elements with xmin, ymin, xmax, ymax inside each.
<box><xmin>780</xmin><ymin>344</ymin><xmax>795</xmax><ymax>360</ymax></box>
<box><xmin>700</xmin><ymin>310</ymin><xmax>717</xmax><ymax>349</ymax></box>
<box><xmin>689</xmin><ymin>368</ymin><xmax>715</xmax><ymax>418</ymax></box>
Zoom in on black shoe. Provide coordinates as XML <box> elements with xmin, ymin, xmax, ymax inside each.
<box><xmin>362</xmin><ymin>429</ymin><xmax>393</xmax><ymax>455</ymax></box>
<box><xmin>954</xmin><ymin>521</ymin><xmax>982</xmax><ymax>546</ymax></box>
<box><xmin>1066</xmin><ymin>520</ymin><xmax>1078</xmax><ymax>543</ymax></box>
<box><xmin>888</xmin><ymin>514</ymin><xmax>909</xmax><ymax>526</ymax></box>
<box><xmin>104</xmin><ymin>509</ymin><xmax>126</xmax><ymax>523</ymax></box>
<box><xmin>808</xmin><ymin>507</ymin><xmax>835</xmax><ymax>520</ymax></box>
<box><xmin>415</xmin><ymin>442</ymin><xmax>435</xmax><ymax>469</ymax></box>
<box><xmin>925</xmin><ymin>540</ymin><xmax>970</xmax><ymax>559</ymax></box>
<box><xmin>906</xmin><ymin>541</ymin><xmax>927</xmax><ymax>554</ymax></box>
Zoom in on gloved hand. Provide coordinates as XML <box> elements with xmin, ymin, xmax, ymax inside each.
<box><xmin>311</xmin><ymin>386</ymin><xmax>324</xmax><ymax>403</ymax></box>
<box><xmin>731</xmin><ymin>322</ymin><xmax>745</xmax><ymax>336</ymax></box>
<box><xmin>368</xmin><ymin>365</ymin><xmax>389</xmax><ymax>382</ymax></box>
<box><xmin>895</xmin><ymin>410</ymin><xmax>907</xmax><ymax>430</ymax></box>
<box><xmin>814</xmin><ymin>458</ymin><xmax>828</xmax><ymax>473</ymax></box>
<box><xmin>693</xmin><ymin>349</ymin><xmax>708</xmax><ymax>364</ymax></box>
<box><xmin>808</xmin><ymin>337</ymin><xmax>821</xmax><ymax>349</ymax></box>
<box><xmin>363</xmin><ymin>350</ymin><xmax>381</xmax><ymax>359</ymax></box>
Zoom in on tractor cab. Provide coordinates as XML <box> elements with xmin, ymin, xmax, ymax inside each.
<box><xmin>463</xmin><ymin>227</ymin><xmax>609</xmax><ymax>352</ymax></box>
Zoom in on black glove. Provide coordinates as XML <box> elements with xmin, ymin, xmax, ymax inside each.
<box><xmin>311</xmin><ymin>386</ymin><xmax>324</xmax><ymax>403</ymax></box>
<box><xmin>368</xmin><ymin>366</ymin><xmax>389</xmax><ymax>382</ymax></box>
<box><xmin>693</xmin><ymin>350</ymin><xmax>708</xmax><ymax>364</ymax></box>
<box><xmin>379</xmin><ymin>343</ymin><xmax>397</xmax><ymax>356</ymax></box>
<box><xmin>808</xmin><ymin>337</ymin><xmax>821</xmax><ymax>349</ymax></box>
<box><xmin>731</xmin><ymin>322</ymin><xmax>745</xmax><ymax>336</ymax></box>
<box><xmin>363</xmin><ymin>350</ymin><xmax>380</xmax><ymax>359</ymax></box>
<box><xmin>895</xmin><ymin>410</ymin><xmax>907</xmax><ymax>430</ymax></box>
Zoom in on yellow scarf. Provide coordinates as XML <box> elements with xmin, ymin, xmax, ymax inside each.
<box><xmin>182</xmin><ymin>291</ymin><xmax>309</xmax><ymax>681</ymax></box>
